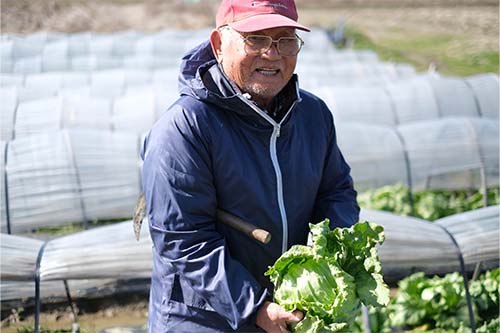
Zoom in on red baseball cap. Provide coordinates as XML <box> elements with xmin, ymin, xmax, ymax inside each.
<box><xmin>216</xmin><ymin>0</ymin><xmax>310</xmax><ymax>33</ymax></box>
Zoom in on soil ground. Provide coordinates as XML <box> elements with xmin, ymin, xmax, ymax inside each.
<box><xmin>0</xmin><ymin>0</ymin><xmax>498</xmax><ymax>332</ymax></box>
<box><xmin>1</xmin><ymin>0</ymin><xmax>498</xmax><ymax>55</ymax></box>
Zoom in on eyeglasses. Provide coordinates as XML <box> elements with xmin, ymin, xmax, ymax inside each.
<box><xmin>241</xmin><ymin>34</ymin><xmax>304</xmax><ymax>56</ymax></box>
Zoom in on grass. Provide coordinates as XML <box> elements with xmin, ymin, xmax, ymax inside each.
<box><xmin>33</xmin><ymin>218</ymin><xmax>128</xmax><ymax>236</ymax></box>
<box><xmin>344</xmin><ymin>27</ymin><xmax>499</xmax><ymax>76</ymax></box>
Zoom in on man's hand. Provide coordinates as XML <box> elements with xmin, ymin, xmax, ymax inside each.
<box><xmin>256</xmin><ymin>301</ymin><xmax>304</xmax><ymax>333</ymax></box>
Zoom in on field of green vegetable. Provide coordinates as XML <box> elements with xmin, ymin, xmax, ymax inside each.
<box><xmin>353</xmin><ymin>268</ymin><xmax>499</xmax><ymax>333</ymax></box>
<box><xmin>358</xmin><ymin>184</ymin><xmax>500</xmax><ymax>221</ymax></box>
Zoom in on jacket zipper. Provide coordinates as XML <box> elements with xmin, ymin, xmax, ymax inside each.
<box><xmin>238</xmin><ymin>94</ymin><xmax>300</xmax><ymax>254</ymax></box>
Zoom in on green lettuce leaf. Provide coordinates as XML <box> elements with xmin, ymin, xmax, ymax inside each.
<box><xmin>265</xmin><ymin>220</ymin><xmax>390</xmax><ymax>333</ymax></box>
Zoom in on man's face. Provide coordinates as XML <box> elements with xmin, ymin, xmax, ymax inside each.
<box><xmin>211</xmin><ymin>27</ymin><xmax>298</xmax><ymax>108</ymax></box>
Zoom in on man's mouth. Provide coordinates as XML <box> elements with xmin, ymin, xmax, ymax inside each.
<box><xmin>256</xmin><ymin>68</ymin><xmax>280</xmax><ymax>76</ymax></box>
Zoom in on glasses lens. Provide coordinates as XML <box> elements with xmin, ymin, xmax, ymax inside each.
<box><xmin>278</xmin><ymin>37</ymin><xmax>301</xmax><ymax>56</ymax></box>
<box><xmin>245</xmin><ymin>36</ymin><xmax>272</xmax><ymax>54</ymax></box>
<box><xmin>243</xmin><ymin>35</ymin><xmax>303</xmax><ymax>56</ymax></box>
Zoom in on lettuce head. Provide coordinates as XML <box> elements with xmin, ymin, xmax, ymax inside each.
<box><xmin>265</xmin><ymin>220</ymin><xmax>389</xmax><ymax>333</ymax></box>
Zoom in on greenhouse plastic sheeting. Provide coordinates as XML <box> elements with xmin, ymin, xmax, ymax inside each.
<box><xmin>0</xmin><ymin>233</ymin><xmax>43</xmax><ymax>280</ymax></box>
<box><xmin>0</xmin><ymin>29</ymin><xmax>210</xmax><ymax>73</ymax></box>
<box><xmin>1</xmin><ymin>278</ymin><xmax>148</xmax><ymax>305</ymax></box>
<box><xmin>319</xmin><ymin>85</ymin><xmax>396</xmax><ymax>125</ymax></box>
<box><xmin>336</xmin><ymin>123</ymin><xmax>408</xmax><ymax>190</ymax></box>
<box><xmin>10</xmin><ymin>87</ymin><xmax>177</xmax><ymax>138</ymax></box>
<box><xmin>3</xmin><ymin>115</ymin><xmax>499</xmax><ymax>202</ymax></box>
<box><xmin>300</xmin><ymin>29</ymin><xmax>336</xmax><ymax>54</ymax></box>
<box><xmin>0</xmin><ymin>220</ymin><xmax>151</xmax><ymax>282</ymax></box>
<box><xmin>124</xmin><ymin>83</ymin><xmax>180</xmax><ymax>121</ymax></box>
<box><xmin>0</xmin><ymin>87</ymin><xmax>17</xmax><ymax>141</ymax></box>
<box><xmin>435</xmin><ymin>205</ymin><xmax>500</xmax><ymax>264</ymax></box>
<box><xmin>465</xmin><ymin>73</ymin><xmax>500</xmax><ymax>119</ymax></box>
<box><xmin>385</xmin><ymin>75</ymin><xmax>440</xmax><ymax>124</ymax></box>
<box><xmin>360</xmin><ymin>209</ymin><xmax>457</xmax><ymax>268</ymax></box>
<box><xmin>0</xmin><ymin>69</ymin><xmax>179</xmax><ymax>101</ymax></box>
<box><xmin>40</xmin><ymin>220</ymin><xmax>152</xmax><ymax>280</ymax></box>
<box><xmin>335</xmin><ymin>118</ymin><xmax>499</xmax><ymax>191</ymax></box>
<box><xmin>13</xmin><ymin>56</ymin><xmax>42</xmax><ymax>74</ymax></box>
<box><xmin>429</xmin><ymin>75</ymin><xmax>481</xmax><ymax>118</ymax></box>
<box><xmin>1</xmin><ymin>29</ymin><xmax>395</xmax><ymax>75</ymax></box>
<box><xmin>25</xmin><ymin>71</ymin><xmax>89</xmax><ymax>90</ymax></box>
<box><xmin>315</xmin><ymin>74</ymin><xmax>500</xmax><ymax>126</ymax></box>
<box><xmin>14</xmin><ymin>96</ymin><xmax>114</xmax><ymax>137</ymax></box>
<box><xmin>2</xmin><ymin>206</ymin><xmax>498</xmax><ymax>303</ymax></box>
<box><xmin>398</xmin><ymin>117</ymin><xmax>499</xmax><ymax>190</ymax></box>
<box><xmin>1</xmin><ymin>130</ymin><xmax>140</xmax><ymax>233</ymax></box>
<box><xmin>296</xmin><ymin>62</ymin><xmax>411</xmax><ymax>90</ymax></box>
<box><xmin>92</xmin><ymin>68</ymin><xmax>158</xmax><ymax>89</ymax></box>
<box><xmin>112</xmin><ymin>91</ymin><xmax>157</xmax><ymax>134</ymax></box>
<box><xmin>0</xmin><ymin>73</ymin><xmax>24</xmax><ymax>87</ymax></box>
<box><xmin>70</xmin><ymin>55</ymin><xmax>123</xmax><ymax>72</ymax></box>
<box><xmin>42</xmin><ymin>40</ymin><xmax>70</xmax><ymax>72</ymax></box>
<box><xmin>362</xmin><ymin>206</ymin><xmax>500</xmax><ymax>280</ymax></box>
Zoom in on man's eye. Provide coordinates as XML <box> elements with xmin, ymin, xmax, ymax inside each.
<box><xmin>247</xmin><ymin>36</ymin><xmax>269</xmax><ymax>44</ymax></box>
<box><xmin>280</xmin><ymin>38</ymin><xmax>296</xmax><ymax>45</ymax></box>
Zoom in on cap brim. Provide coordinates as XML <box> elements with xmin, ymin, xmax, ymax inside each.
<box><xmin>229</xmin><ymin>14</ymin><xmax>310</xmax><ymax>33</ymax></box>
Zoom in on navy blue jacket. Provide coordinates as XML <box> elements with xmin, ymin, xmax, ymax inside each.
<box><xmin>141</xmin><ymin>40</ymin><xmax>359</xmax><ymax>332</ymax></box>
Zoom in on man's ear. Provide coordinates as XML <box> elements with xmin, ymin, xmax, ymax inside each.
<box><xmin>210</xmin><ymin>29</ymin><xmax>223</xmax><ymax>64</ymax></box>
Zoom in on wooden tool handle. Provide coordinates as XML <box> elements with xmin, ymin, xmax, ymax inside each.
<box><xmin>216</xmin><ymin>209</ymin><xmax>272</xmax><ymax>245</ymax></box>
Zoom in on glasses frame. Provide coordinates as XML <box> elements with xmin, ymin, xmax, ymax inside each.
<box><xmin>241</xmin><ymin>34</ymin><xmax>304</xmax><ymax>57</ymax></box>
<box><xmin>240</xmin><ymin>34</ymin><xmax>304</xmax><ymax>57</ymax></box>
<box><xmin>217</xmin><ymin>24</ymin><xmax>305</xmax><ymax>57</ymax></box>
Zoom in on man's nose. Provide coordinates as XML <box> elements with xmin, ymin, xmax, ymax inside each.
<box><xmin>262</xmin><ymin>42</ymin><xmax>281</xmax><ymax>59</ymax></box>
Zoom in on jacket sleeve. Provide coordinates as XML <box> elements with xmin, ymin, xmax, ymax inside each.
<box><xmin>310</xmin><ymin>102</ymin><xmax>360</xmax><ymax>228</ymax></box>
<box><xmin>141</xmin><ymin>106</ymin><xmax>268</xmax><ymax>329</ymax></box>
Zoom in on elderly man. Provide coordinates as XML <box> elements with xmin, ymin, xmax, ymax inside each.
<box><xmin>141</xmin><ymin>0</ymin><xmax>360</xmax><ymax>332</ymax></box>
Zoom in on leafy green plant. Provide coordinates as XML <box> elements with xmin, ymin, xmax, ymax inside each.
<box><xmin>390</xmin><ymin>272</ymin><xmax>471</xmax><ymax>331</ymax></box>
<box><xmin>358</xmin><ymin>184</ymin><xmax>500</xmax><ymax>221</ymax></box>
<box><xmin>470</xmin><ymin>268</ymin><xmax>500</xmax><ymax>326</ymax></box>
<box><xmin>265</xmin><ymin>220</ymin><xmax>389</xmax><ymax>332</ymax></box>
<box><xmin>364</xmin><ymin>269</ymin><xmax>500</xmax><ymax>333</ymax></box>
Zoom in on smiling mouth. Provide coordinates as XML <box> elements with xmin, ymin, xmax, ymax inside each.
<box><xmin>256</xmin><ymin>68</ymin><xmax>280</xmax><ymax>76</ymax></box>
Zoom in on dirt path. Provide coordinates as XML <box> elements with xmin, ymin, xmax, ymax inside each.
<box><xmin>1</xmin><ymin>1</ymin><xmax>498</xmax><ymax>54</ymax></box>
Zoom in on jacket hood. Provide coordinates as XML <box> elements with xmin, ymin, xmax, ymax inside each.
<box><xmin>178</xmin><ymin>39</ymin><xmax>301</xmax><ymax>122</ymax></box>
<box><xmin>179</xmin><ymin>40</ymin><xmax>242</xmax><ymax>109</ymax></box>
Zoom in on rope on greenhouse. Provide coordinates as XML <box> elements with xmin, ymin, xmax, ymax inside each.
<box><xmin>382</xmin><ymin>85</ymin><xmax>400</xmax><ymax>126</ymax></box>
<box><xmin>428</xmin><ymin>76</ymin><xmax>443</xmax><ymax>118</ymax></box>
<box><xmin>109</xmin><ymin>97</ymin><xmax>116</xmax><ymax>132</ymax></box>
<box><xmin>10</xmin><ymin>87</ymin><xmax>20</xmax><ymax>141</ymax></box>
<box><xmin>463</xmin><ymin>78</ymin><xmax>483</xmax><ymax>117</ymax></box>
<box><xmin>63</xmin><ymin>130</ymin><xmax>90</xmax><ymax>229</ymax></box>
<box><xmin>34</xmin><ymin>240</ymin><xmax>48</xmax><ymax>333</ymax></box>
<box><xmin>393</xmin><ymin>128</ymin><xmax>415</xmax><ymax>215</ymax></box>
<box><xmin>63</xmin><ymin>280</ymin><xmax>80</xmax><ymax>330</ymax></box>
<box><xmin>3</xmin><ymin>141</ymin><xmax>12</xmax><ymax>234</ymax></box>
<box><xmin>463</xmin><ymin>119</ymin><xmax>488</xmax><ymax>208</ymax></box>
<box><xmin>436</xmin><ymin>224</ymin><xmax>476</xmax><ymax>333</ymax></box>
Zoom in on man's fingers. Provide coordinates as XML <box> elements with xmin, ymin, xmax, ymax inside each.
<box><xmin>281</xmin><ymin>309</ymin><xmax>303</xmax><ymax>323</ymax></box>
<box><xmin>292</xmin><ymin>310</ymin><xmax>304</xmax><ymax>321</ymax></box>
<box><xmin>278</xmin><ymin>324</ymin><xmax>290</xmax><ymax>333</ymax></box>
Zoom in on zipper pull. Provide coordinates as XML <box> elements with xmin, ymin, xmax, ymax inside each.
<box><xmin>275</xmin><ymin>125</ymin><xmax>281</xmax><ymax>138</ymax></box>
